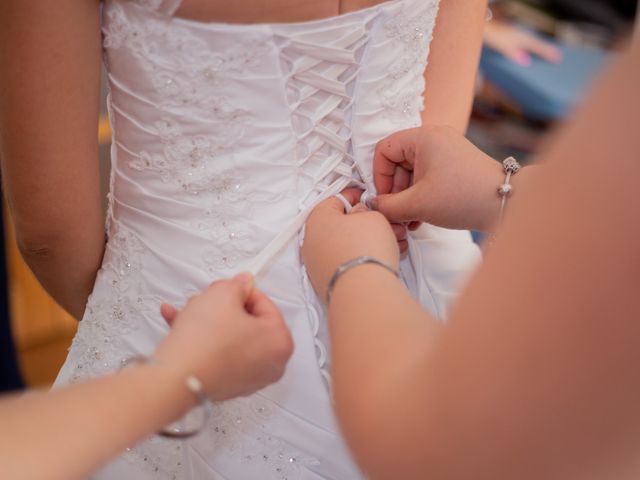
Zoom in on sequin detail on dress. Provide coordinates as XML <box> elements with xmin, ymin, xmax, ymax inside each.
<box><xmin>69</xmin><ymin>222</ymin><xmax>153</xmax><ymax>384</ymax></box>
<box><xmin>52</xmin><ymin>1</ymin><xmax>484</xmax><ymax>479</ymax></box>
<box><xmin>380</xmin><ymin>0</ymin><xmax>439</xmax><ymax>123</ymax></box>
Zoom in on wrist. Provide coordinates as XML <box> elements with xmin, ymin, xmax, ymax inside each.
<box><xmin>131</xmin><ymin>357</ymin><xmax>215</xmax><ymax>439</ymax></box>
<box><xmin>478</xmin><ymin>161</ymin><xmax>529</xmax><ymax>233</ymax></box>
<box><xmin>129</xmin><ymin>357</ymin><xmax>201</xmax><ymax>416</ymax></box>
<box><xmin>328</xmin><ymin>262</ymin><xmax>402</xmax><ymax>309</ymax></box>
<box><xmin>326</xmin><ymin>256</ymin><xmax>400</xmax><ymax>304</ymax></box>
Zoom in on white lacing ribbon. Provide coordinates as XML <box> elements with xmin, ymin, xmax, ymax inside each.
<box><xmin>247</xmin><ymin>24</ymin><xmax>375</xmax><ymax>276</ymax></box>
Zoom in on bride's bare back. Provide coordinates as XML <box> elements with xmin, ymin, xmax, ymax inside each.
<box><xmin>175</xmin><ymin>0</ymin><xmax>387</xmax><ymax>24</ymax></box>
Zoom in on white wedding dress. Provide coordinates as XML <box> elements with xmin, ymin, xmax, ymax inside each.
<box><xmin>54</xmin><ymin>0</ymin><xmax>480</xmax><ymax>478</ymax></box>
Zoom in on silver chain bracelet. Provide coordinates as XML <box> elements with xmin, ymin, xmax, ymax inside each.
<box><xmin>121</xmin><ymin>355</ymin><xmax>211</xmax><ymax>439</ymax></box>
<box><xmin>326</xmin><ymin>256</ymin><xmax>400</xmax><ymax>304</ymax></box>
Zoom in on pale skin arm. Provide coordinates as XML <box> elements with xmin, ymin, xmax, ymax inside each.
<box><xmin>421</xmin><ymin>0</ymin><xmax>487</xmax><ymax>132</ymax></box>
<box><xmin>387</xmin><ymin>0</ymin><xmax>486</xmax><ymax>241</ymax></box>
<box><xmin>0</xmin><ymin>274</ymin><xmax>293</xmax><ymax>480</ymax></box>
<box><xmin>0</xmin><ymin>0</ymin><xmax>105</xmax><ymax>319</ymax></box>
<box><xmin>303</xmin><ymin>47</ymin><xmax>640</xmax><ymax>479</ymax></box>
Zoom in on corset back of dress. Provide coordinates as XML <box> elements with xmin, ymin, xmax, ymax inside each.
<box><xmin>102</xmin><ymin>0</ymin><xmax>439</xmax><ymax>280</ymax></box>
<box><xmin>57</xmin><ymin>2</ymin><xmax>452</xmax><ymax>478</ymax></box>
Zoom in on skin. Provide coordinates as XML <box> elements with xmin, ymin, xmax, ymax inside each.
<box><xmin>302</xmin><ymin>44</ymin><xmax>640</xmax><ymax>479</ymax></box>
<box><xmin>483</xmin><ymin>20</ymin><xmax>562</xmax><ymax>67</ymax></box>
<box><xmin>0</xmin><ymin>0</ymin><xmax>105</xmax><ymax>319</ymax></box>
<box><xmin>0</xmin><ymin>0</ymin><xmax>486</xmax><ymax>317</ymax></box>
<box><xmin>0</xmin><ymin>274</ymin><xmax>293</xmax><ymax>480</ymax></box>
<box><xmin>372</xmin><ymin>125</ymin><xmax>513</xmax><ymax>232</ymax></box>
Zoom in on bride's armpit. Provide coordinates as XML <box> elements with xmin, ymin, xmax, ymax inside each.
<box><xmin>173</xmin><ymin>0</ymin><xmax>389</xmax><ymax>25</ymax></box>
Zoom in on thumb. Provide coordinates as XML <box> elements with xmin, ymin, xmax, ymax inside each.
<box><xmin>372</xmin><ymin>186</ymin><xmax>422</xmax><ymax>223</ymax></box>
<box><xmin>231</xmin><ymin>272</ymin><xmax>255</xmax><ymax>303</ymax></box>
<box><xmin>245</xmin><ymin>288</ymin><xmax>282</xmax><ymax>320</ymax></box>
<box><xmin>160</xmin><ymin>303</ymin><xmax>179</xmax><ymax>326</ymax></box>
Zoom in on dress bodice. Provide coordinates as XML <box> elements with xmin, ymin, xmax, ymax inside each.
<box><xmin>55</xmin><ymin>2</ymin><xmax>481</xmax><ymax>478</ymax></box>
<box><xmin>102</xmin><ymin>0</ymin><xmax>439</xmax><ymax>277</ymax></box>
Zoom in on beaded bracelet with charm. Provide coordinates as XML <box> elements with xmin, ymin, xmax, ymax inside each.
<box><xmin>497</xmin><ymin>156</ymin><xmax>521</xmax><ymax>224</ymax></box>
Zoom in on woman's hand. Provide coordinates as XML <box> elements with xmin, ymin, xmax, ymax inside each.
<box><xmin>302</xmin><ymin>189</ymin><xmax>400</xmax><ymax>302</ymax></box>
<box><xmin>483</xmin><ymin>21</ymin><xmax>562</xmax><ymax>67</ymax></box>
<box><xmin>373</xmin><ymin>126</ymin><xmax>506</xmax><ymax>233</ymax></box>
<box><xmin>154</xmin><ymin>274</ymin><xmax>293</xmax><ymax>402</ymax></box>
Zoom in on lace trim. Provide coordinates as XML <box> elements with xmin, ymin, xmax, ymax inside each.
<box><xmin>69</xmin><ymin>222</ymin><xmax>151</xmax><ymax>385</ymax></box>
<box><xmin>105</xmin><ymin>3</ymin><xmax>284</xmax><ymax>271</ymax></box>
<box><xmin>380</xmin><ymin>0</ymin><xmax>440</xmax><ymax>123</ymax></box>
<box><xmin>103</xmin><ymin>2</ymin><xmax>269</xmax><ymax>116</ymax></box>
<box><xmin>301</xmin><ymin>264</ymin><xmax>331</xmax><ymax>390</ymax></box>
<box><xmin>124</xmin><ymin>115</ymin><xmax>284</xmax><ymax>272</ymax></box>
<box><xmin>127</xmin><ymin>117</ymin><xmax>247</xmax><ymax>194</ymax></box>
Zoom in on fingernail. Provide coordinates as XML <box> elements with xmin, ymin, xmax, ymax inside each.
<box><xmin>515</xmin><ymin>51</ymin><xmax>531</xmax><ymax>67</ymax></box>
<box><xmin>234</xmin><ymin>272</ymin><xmax>253</xmax><ymax>284</ymax></box>
<box><xmin>371</xmin><ymin>197</ymin><xmax>379</xmax><ymax>211</ymax></box>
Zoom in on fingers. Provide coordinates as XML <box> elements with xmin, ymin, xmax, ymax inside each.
<box><xmin>526</xmin><ymin>36</ymin><xmax>562</xmax><ymax>63</ymax></box>
<box><xmin>372</xmin><ymin>186</ymin><xmax>421</xmax><ymax>224</ymax></box>
<box><xmin>505</xmin><ymin>31</ymin><xmax>562</xmax><ymax>66</ymax></box>
<box><xmin>160</xmin><ymin>303</ymin><xmax>178</xmax><ymax>326</ymax></box>
<box><xmin>510</xmin><ymin>49</ymin><xmax>533</xmax><ymax>67</ymax></box>
<box><xmin>202</xmin><ymin>272</ymin><xmax>254</xmax><ymax>307</ymax></box>
<box><xmin>349</xmin><ymin>204</ymin><xmax>409</xmax><ymax>252</ymax></box>
<box><xmin>232</xmin><ymin>272</ymin><xmax>255</xmax><ymax>303</ymax></box>
<box><xmin>392</xmin><ymin>223</ymin><xmax>408</xmax><ymax>253</ymax></box>
<box><xmin>245</xmin><ymin>288</ymin><xmax>294</xmax><ymax>365</ymax></box>
<box><xmin>245</xmin><ymin>287</ymin><xmax>282</xmax><ymax>320</ymax></box>
<box><xmin>313</xmin><ymin>189</ymin><xmax>363</xmax><ymax>220</ymax></box>
<box><xmin>339</xmin><ymin>187</ymin><xmax>363</xmax><ymax>206</ymax></box>
<box><xmin>349</xmin><ymin>203</ymin><xmax>369</xmax><ymax>214</ymax></box>
<box><xmin>392</xmin><ymin>165</ymin><xmax>412</xmax><ymax>194</ymax></box>
<box><xmin>373</xmin><ymin>130</ymin><xmax>417</xmax><ymax>195</ymax></box>
<box><xmin>391</xmin><ymin>223</ymin><xmax>407</xmax><ymax>242</ymax></box>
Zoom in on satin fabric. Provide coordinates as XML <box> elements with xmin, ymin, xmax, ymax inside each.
<box><xmin>54</xmin><ymin>1</ymin><xmax>480</xmax><ymax>478</ymax></box>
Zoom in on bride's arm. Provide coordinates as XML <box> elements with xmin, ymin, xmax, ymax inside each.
<box><xmin>0</xmin><ymin>0</ymin><xmax>105</xmax><ymax>319</ymax></box>
<box><xmin>421</xmin><ymin>0</ymin><xmax>487</xmax><ymax>132</ymax></box>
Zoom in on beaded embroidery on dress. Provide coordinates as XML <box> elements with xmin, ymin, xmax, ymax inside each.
<box><xmin>54</xmin><ymin>0</ymin><xmax>481</xmax><ymax>478</ymax></box>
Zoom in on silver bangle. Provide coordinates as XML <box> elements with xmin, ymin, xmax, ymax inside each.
<box><xmin>326</xmin><ymin>256</ymin><xmax>400</xmax><ymax>304</ymax></box>
<box><xmin>121</xmin><ymin>355</ymin><xmax>211</xmax><ymax>439</ymax></box>
<box><xmin>497</xmin><ymin>156</ymin><xmax>521</xmax><ymax>224</ymax></box>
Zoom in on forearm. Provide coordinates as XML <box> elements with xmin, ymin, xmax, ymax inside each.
<box><xmin>332</xmin><ymin>49</ymin><xmax>640</xmax><ymax>479</ymax></box>
<box><xmin>16</xmin><ymin>229</ymin><xmax>105</xmax><ymax>319</ymax></box>
<box><xmin>0</xmin><ymin>0</ymin><xmax>106</xmax><ymax>319</ymax></box>
<box><xmin>422</xmin><ymin>0</ymin><xmax>487</xmax><ymax>132</ymax></box>
<box><xmin>0</xmin><ymin>365</ymin><xmax>195</xmax><ymax>480</ymax></box>
<box><xmin>329</xmin><ymin>265</ymin><xmax>442</xmax><ymax>478</ymax></box>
